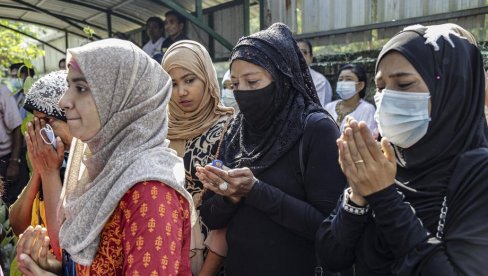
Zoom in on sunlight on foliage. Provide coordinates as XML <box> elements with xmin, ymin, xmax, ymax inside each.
<box><xmin>0</xmin><ymin>20</ymin><xmax>45</xmax><ymax>69</ymax></box>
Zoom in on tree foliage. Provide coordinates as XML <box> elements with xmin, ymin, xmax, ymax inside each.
<box><xmin>0</xmin><ymin>20</ymin><xmax>45</xmax><ymax>69</ymax></box>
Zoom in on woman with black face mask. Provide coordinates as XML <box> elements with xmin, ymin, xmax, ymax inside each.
<box><xmin>196</xmin><ymin>23</ymin><xmax>346</xmax><ymax>275</ymax></box>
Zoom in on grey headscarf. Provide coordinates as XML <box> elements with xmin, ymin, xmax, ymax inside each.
<box><xmin>58</xmin><ymin>38</ymin><xmax>195</xmax><ymax>265</ymax></box>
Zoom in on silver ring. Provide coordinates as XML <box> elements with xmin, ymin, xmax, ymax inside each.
<box><xmin>354</xmin><ymin>159</ymin><xmax>365</xmax><ymax>164</ymax></box>
<box><xmin>218</xmin><ymin>181</ymin><xmax>229</xmax><ymax>191</ymax></box>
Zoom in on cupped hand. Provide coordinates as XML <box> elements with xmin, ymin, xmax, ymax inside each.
<box><xmin>18</xmin><ymin>253</ymin><xmax>59</xmax><ymax>276</ymax></box>
<box><xmin>337</xmin><ymin>117</ymin><xmax>396</xmax><ymax>198</ymax></box>
<box><xmin>25</xmin><ymin>117</ymin><xmax>65</xmax><ymax>174</ymax></box>
<box><xmin>196</xmin><ymin>165</ymin><xmax>257</xmax><ymax>203</ymax></box>
<box><xmin>17</xmin><ymin>226</ymin><xmax>61</xmax><ymax>275</ymax></box>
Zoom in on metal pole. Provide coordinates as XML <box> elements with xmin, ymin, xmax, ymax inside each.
<box><xmin>243</xmin><ymin>0</ymin><xmax>250</xmax><ymax>35</ymax></box>
<box><xmin>259</xmin><ymin>0</ymin><xmax>265</xmax><ymax>30</ymax></box>
<box><xmin>195</xmin><ymin>0</ymin><xmax>203</xmax><ymax>18</ymax></box>
<box><xmin>107</xmin><ymin>10</ymin><xmax>113</xmax><ymax>38</ymax></box>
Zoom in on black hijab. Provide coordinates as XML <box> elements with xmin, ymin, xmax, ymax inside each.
<box><xmin>221</xmin><ymin>23</ymin><xmax>325</xmax><ymax>174</ymax></box>
<box><xmin>376</xmin><ymin>25</ymin><xmax>488</xmax><ymax>230</ymax></box>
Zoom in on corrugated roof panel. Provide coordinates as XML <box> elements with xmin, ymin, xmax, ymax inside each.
<box><xmin>39</xmin><ymin>1</ymin><xmax>99</xmax><ymax>18</ymax></box>
<box><xmin>21</xmin><ymin>11</ymin><xmax>72</xmax><ymax>28</ymax></box>
<box><xmin>117</xmin><ymin>2</ymin><xmax>168</xmax><ymax>20</ymax></box>
<box><xmin>90</xmin><ymin>15</ymin><xmax>140</xmax><ymax>33</ymax></box>
<box><xmin>0</xmin><ymin>7</ymin><xmax>28</xmax><ymax>18</ymax></box>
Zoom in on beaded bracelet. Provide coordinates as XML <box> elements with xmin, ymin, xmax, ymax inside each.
<box><xmin>342</xmin><ymin>187</ymin><xmax>370</xmax><ymax>215</ymax></box>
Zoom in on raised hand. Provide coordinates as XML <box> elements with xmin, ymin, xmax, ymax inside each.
<box><xmin>337</xmin><ymin>117</ymin><xmax>396</xmax><ymax>204</ymax></box>
<box><xmin>25</xmin><ymin>117</ymin><xmax>65</xmax><ymax>174</ymax></box>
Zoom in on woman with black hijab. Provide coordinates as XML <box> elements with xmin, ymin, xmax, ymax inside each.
<box><xmin>196</xmin><ymin>23</ymin><xmax>346</xmax><ymax>275</ymax></box>
<box><xmin>316</xmin><ymin>23</ymin><xmax>488</xmax><ymax>275</ymax></box>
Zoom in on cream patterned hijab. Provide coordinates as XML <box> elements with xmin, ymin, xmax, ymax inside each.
<box><xmin>58</xmin><ymin>38</ymin><xmax>195</xmax><ymax>265</ymax></box>
<box><xmin>162</xmin><ymin>40</ymin><xmax>233</xmax><ymax>155</ymax></box>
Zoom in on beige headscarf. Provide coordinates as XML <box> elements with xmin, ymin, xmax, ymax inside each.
<box><xmin>58</xmin><ymin>38</ymin><xmax>195</xmax><ymax>265</ymax></box>
<box><xmin>162</xmin><ymin>40</ymin><xmax>233</xmax><ymax>155</ymax></box>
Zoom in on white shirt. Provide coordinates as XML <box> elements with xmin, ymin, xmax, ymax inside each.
<box><xmin>142</xmin><ymin>37</ymin><xmax>165</xmax><ymax>57</ymax></box>
<box><xmin>325</xmin><ymin>99</ymin><xmax>378</xmax><ymax>136</ymax></box>
<box><xmin>0</xmin><ymin>85</ymin><xmax>22</xmax><ymax>157</ymax></box>
<box><xmin>309</xmin><ymin>67</ymin><xmax>332</xmax><ymax>107</ymax></box>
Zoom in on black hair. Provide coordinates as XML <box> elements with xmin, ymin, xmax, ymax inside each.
<box><xmin>338</xmin><ymin>64</ymin><xmax>367</xmax><ymax>98</ymax></box>
<box><xmin>10</xmin><ymin>63</ymin><xmax>35</xmax><ymax>77</ymax></box>
<box><xmin>113</xmin><ymin>32</ymin><xmax>129</xmax><ymax>40</ymax></box>
<box><xmin>59</xmin><ymin>58</ymin><xmax>66</xmax><ymax>65</ymax></box>
<box><xmin>165</xmin><ymin>10</ymin><xmax>186</xmax><ymax>26</ymax></box>
<box><xmin>146</xmin><ymin>16</ymin><xmax>164</xmax><ymax>29</ymax></box>
<box><xmin>296</xmin><ymin>38</ymin><xmax>313</xmax><ymax>56</ymax></box>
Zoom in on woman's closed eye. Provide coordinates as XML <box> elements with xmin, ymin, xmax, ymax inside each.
<box><xmin>247</xmin><ymin>80</ymin><xmax>258</xmax><ymax>86</ymax></box>
<box><xmin>184</xmin><ymin>77</ymin><xmax>195</xmax><ymax>84</ymax></box>
<box><xmin>398</xmin><ymin>82</ymin><xmax>414</xmax><ymax>89</ymax></box>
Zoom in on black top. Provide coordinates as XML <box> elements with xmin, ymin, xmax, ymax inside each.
<box><xmin>316</xmin><ymin>148</ymin><xmax>488</xmax><ymax>275</ymax></box>
<box><xmin>317</xmin><ymin>24</ymin><xmax>488</xmax><ymax>275</ymax></box>
<box><xmin>161</xmin><ymin>33</ymin><xmax>189</xmax><ymax>53</ymax></box>
<box><xmin>201</xmin><ymin>114</ymin><xmax>346</xmax><ymax>276</ymax></box>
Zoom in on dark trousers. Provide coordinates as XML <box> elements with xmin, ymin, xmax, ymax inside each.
<box><xmin>0</xmin><ymin>148</ymin><xmax>30</xmax><ymax>206</ymax></box>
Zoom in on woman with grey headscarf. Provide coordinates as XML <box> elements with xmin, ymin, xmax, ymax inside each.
<box><xmin>15</xmin><ymin>39</ymin><xmax>195</xmax><ymax>275</ymax></box>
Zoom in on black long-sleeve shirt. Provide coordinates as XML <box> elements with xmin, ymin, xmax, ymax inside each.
<box><xmin>317</xmin><ymin>149</ymin><xmax>488</xmax><ymax>276</ymax></box>
<box><xmin>201</xmin><ymin>115</ymin><xmax>346</xmax><ymax>276</ymax></box>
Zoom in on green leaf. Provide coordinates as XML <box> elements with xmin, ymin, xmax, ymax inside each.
<box><xmin>23</xmin><ymin>76</ymin><xmax>34</xmax><ymax>92</ymax></box>
<box><xmin>83</xmin><ymin>26</ymin><xmax>96</xmax><ymax>38</ymax></box>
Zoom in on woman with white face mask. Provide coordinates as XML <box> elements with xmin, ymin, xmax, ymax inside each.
<box><xmin>325</xmin><ymin>64</ymin><xmax>377</xmax><ymax>136</ymax></box>
<box><xmin>221</xmin><ymin>69</ymin><xmax>239</xmax><ymax>112</ymax></box>
<box><xmin>316</xmin><ymin>23</ymin><xmax>488</xmax><ymax>275</ymax></box>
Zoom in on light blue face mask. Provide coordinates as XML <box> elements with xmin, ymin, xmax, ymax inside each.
<box><xmin>336</xmin><ymin>81</ymin><xmax>358</xmax><ymax>100</ymax></box>
<box><xmin>222</xmin><ymin>88</ymin><xmax>239</xmax><ymax>112</ymax></box>
<box><xmin>374</xmin><ymin>89</ymin><xmax>431</xmax><ymax>148</ymax></box>
<box><xmin>10</xmin><ymin>78</ymin><xmax>23</xmax><ymax>92</ymax></box>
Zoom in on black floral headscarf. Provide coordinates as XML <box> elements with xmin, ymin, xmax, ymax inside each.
<box><xmin>221</xmin><ymin>23</ymin><xmax>327</xmax><ymax>173</ymax></box>
<box><xmin>24</xmin><ymin>70</ymin><xmax>67</xmax><ymax>121</ymax></box>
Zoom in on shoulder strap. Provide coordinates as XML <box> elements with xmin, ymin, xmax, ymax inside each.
<box><xmin>299</xmin><ymin>112</ymin><xmax>322</xmax><ymax>183</ymax></box>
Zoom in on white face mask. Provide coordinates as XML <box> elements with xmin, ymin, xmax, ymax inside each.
<box><xmin>221</xmin><ymin>89</ymin><xmax>239</xmax><ymax>111</ymax></box>
<box><xmin>336</xmin><ymin>81</ymin><xmax>358</xmax><ymax>100</ymax></box>
<box><xmin>222</xmin><ymin>88</ymin><xmax>234</xmax><ymax>99</ymax></box>
<box><xmin>40</xmin><ymin>123</ymin><xmax>57</xmax><ymax>150</ymax></box>
<box><xmin>374</xmin><ymin>89</ymin><xmax>431</xmax><ymax>148</ymax></box>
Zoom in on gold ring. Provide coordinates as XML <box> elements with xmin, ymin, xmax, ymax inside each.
<box><xmin>354</xmin><ymin>160</ymin><xmax>365</xmax><ymax>164</ymax></box>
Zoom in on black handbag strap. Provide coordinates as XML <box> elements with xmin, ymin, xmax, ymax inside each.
<box><xmin>299</xmin><ymin>112</ymin><xmax>322</xmax><ymax>183</ymax></box>
<box><xmin>299</xmin><ymin>112</ymin><xmax>341</xmax><ymax>276</ymax></box>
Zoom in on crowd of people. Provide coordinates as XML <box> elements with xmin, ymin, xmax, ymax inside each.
<box><xmin>0</xmin><ymin>8</ymin><xmax>486</xmax><ymax>276</ymax></box>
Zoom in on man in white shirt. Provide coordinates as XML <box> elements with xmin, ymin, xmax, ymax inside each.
<box><xmin>0</xmin><ymin>84</ymin><xmax>29</xmax><ymax>205</ymax></box>
<box><xmin>142</xmin><ymin>16</ymin><xmax>165</xmax><ymax>58</ymax></box>
<box><xmin>297</xmin><ymin>39</ymin><xmax>333</xmax><ymax>107</ymax></box>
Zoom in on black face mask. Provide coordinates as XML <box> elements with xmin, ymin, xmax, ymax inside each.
<box><xmin>233</xmin><ymin>82</ymin><xmax>276</xmax><ymax>132</ymax></box>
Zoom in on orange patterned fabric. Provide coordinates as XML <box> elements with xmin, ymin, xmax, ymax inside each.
<box><xmin>75</xmin><ymin>181</ymin><xmax>191</xmax><ymax>275</ymax></box>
